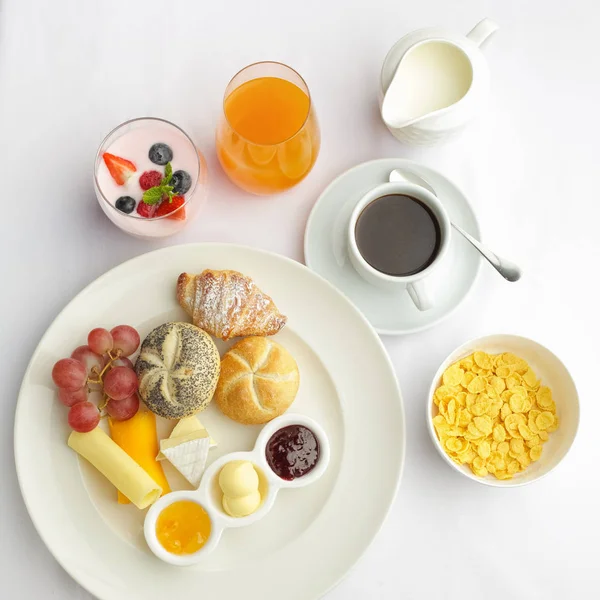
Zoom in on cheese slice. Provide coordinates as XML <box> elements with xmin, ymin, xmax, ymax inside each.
<box><xmin>171</xmin><ymin>416</ymin><xmax>217</xmax><ymax>447</ymax></box>
<box><xmin>156</xmin><ymin>416</ymin><xmax>216</xmax><ymax>461</ymax></box>
<box><xmin>162</xmin><ymin>435</ymin><xmax>211</xmax><ymax>488</ymax></box>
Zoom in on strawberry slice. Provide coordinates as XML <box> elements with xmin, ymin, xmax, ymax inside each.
<box><xmin>103</xmin><ymin>153</ymin><xmax>137</xmax><ymax>185</ymax></box>
<box><xmin>156</xmin><ymin>196</ymin><xmax>186</xmax><ymax>221</ymax></box>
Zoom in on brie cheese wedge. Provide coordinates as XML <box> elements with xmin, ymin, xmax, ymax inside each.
<box><xmin>161</xmin><ymin>434</ymin><xmax>211</xmax><ymax>488</ymax></box>
<box><xmin>156</xmin><ymin>416</ymin><xmax>216</xmax><ymax>487</ymax></box>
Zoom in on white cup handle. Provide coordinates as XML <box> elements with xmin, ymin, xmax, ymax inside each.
<box><xmin>406</xmin><ymin>280</ymin><xmax>433</xmax><ymax>311</ymax></box>
<box><xmin>466</xmin><ymin>18</ymin><xmax>499</xmax><ymax>48</ymax></box>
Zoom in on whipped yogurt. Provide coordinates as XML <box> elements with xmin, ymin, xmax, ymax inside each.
<box><xmin>94</xmin><ymin>118</ymin><xmax>206</xmax><ymax>238</ymax></box>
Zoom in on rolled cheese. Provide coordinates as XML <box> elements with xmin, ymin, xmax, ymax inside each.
<box><xmin>68</xmin><ymin>427</ymin><xmax>162</xmax><ymax>509</ymax></box>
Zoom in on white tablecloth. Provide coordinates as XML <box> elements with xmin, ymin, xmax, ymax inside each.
<box><xmin>1</xmin><ymin>0</ymin><xmax>597</xmax><ymax>597</ymax></box>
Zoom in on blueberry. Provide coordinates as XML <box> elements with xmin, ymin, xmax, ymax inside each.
<box><xmin>148</xmin><ymin>143</ymin><xmax>173</xmax><ymax>165</ymax></box>
<box><xmin>171</xmin><ymin>170</ymin><xmax>192</xmax><ymax>195</ymax></box>
<box><xmin>115</xmin><ymin>196</ymin><xmax>136</xmax><ymax>214</ymax></box>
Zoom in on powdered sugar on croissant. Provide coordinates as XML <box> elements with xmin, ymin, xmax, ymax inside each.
<box><xmin>177</xmin><ymin>269</ymin><xmax>287</xmax><ymax>340</ymax></box>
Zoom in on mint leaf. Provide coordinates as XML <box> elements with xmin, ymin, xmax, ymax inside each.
<box><xmin>161</xmin><ymin>185</ymin><xmax>174</xmax><ymax>203</ymax></box>
<box><xmin>142</xmin><ymin>186</ymin><xmax>164</xmax><ymax>205</ymax></box>
<box><xmin>162</xmin><ymin>162</ymin><xmax>173</xmax><ymax>186</ymax></box>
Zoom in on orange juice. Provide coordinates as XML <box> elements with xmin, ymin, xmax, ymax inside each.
<box><xmin>217</xmin><ymin>74</ymin><xmax>320</xmax><ymax>194</ymax></box>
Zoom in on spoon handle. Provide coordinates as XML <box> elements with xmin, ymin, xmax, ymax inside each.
<box><xmin>451</xmin><ymin>222</ymin><xmax>522</xmax><ymax>282</ymax></box>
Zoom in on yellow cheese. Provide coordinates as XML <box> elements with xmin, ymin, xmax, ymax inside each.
<box><xmin>68</xmin><ymin>427</ymin><xmax>162</xmax><ymax>509</ymax></box>
<box><xmin>171</xmin><ymin>416</ymin><xmax>217</xmax><ymax>447</ymax></box>
<box><xmin>171</xmin><ymin>416</ymin><xmax>204</xmax><ymax>438</ymax></box>
<box><xmin>109</xmin><ymin>410</ymin><xmax>171</xmax><ymax>505</ymax></box>
<box><xmin>156</xmin><ymin>416</ymin><xmax>216</xmax><ymax>461</ymax></box>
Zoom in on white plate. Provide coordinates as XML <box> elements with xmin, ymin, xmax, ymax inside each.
<box><xmin>14</xmin><ymin>243</ymin><xmax>405</xmax><ymax>600</ymax></box>
<box><xmin>304</xmin><ymin>158</ymin><xmax>482</xmax><ymax>335</ymax></box>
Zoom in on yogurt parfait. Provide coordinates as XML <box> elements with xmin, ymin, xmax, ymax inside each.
<box><xmin>94</xmin><ymin>117</ymin><xmax>207</xmax><ymax>238</ymax></box>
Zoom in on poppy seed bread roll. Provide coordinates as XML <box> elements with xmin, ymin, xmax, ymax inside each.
<box><xmin>216</xmin><ymin>337</ymin><xmax>299</xmax><ymax>424</ymax></box>
<box><xmin>136</xmin><ymin>322</ymin><xmax>220</xmax><ymax>419</ymax></box>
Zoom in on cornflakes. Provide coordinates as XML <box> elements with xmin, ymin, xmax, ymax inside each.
<box><xmin>474</xmin><ymin>351</ymin><xmax>493</xmax><ymax>370</ymax></box>
<box><xmin>443</xmin><ymin>365</ymin><xmax>464</xmax><ymax>387</ymax></box>
<box><xmin>467</xmin><ymin>376</ymin><xmax>486</xmax><ymax>394</ymax></box>
<box><xmin>493</xmin><ymin>424</ymin><xmax>506</xmax><ymax>442</ymax></box>
<box><xmin>536</xmin><ymin>411</ymin><xmax>555</xmax><ymax>431</ymax></box>
<box><xmin>509</xmin><ymin>438</ymin><xmax>524</xmax><ymax>456</ymax></box>
<box><xmin>522</xmin><ymin>369</ymin><xmax>539</xmax><ymax>388</ymax></box>
<box><xmin>432</xmin><ymin>351</ymin><xmax>558</xmax><ymax>480</ymax></box>
<box><xmin>530</xmin><ymin>445</ymin><xmax>543</xmax><ymax>461</ymax></box>
<box><xmin>497</xmin><ymin>441</ymin><xmax>510</xmax><ymax>455</ymax></box>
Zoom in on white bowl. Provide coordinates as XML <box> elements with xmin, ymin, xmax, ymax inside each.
<box><xmin>426</xmin><ymin>334</ymin><xmax>580</xmax><ymax>487</ymax></box>
<box><xmin>144</xmin><ymin>413</ymin><xmax>330</xmax><ymax>565</ymax></box>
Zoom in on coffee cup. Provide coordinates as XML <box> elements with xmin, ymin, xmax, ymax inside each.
<box><xmin>347</xmin><ymin>181</ymin><xmax>451</xmax><ymax>311</ymax></box>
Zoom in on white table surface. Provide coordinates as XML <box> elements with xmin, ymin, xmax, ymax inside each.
<box><xmin>1</xmin><ymin>0</ymin><xmax>598</xmax><ymax>598</ymax></box>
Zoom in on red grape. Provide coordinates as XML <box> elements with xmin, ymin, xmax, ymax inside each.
<box><xmin>71</xmin><ymin>345</ymin><xmax>105</xmax><ymax>375</ymax></box>
<box><xmin>88</xmin><ymin>328</ymin><xmax>113</xmax><ymax>355</ymax></box>
<box><xmin>68</xmin><ymin>402</ymin><xmax>100</xmax><ymax>432</ymax></box>
<box><xmin>106</xmin><ymin>394</ymin><xmax>139</xmax><ymax>421</ymax></box>
<box><xmin>52</xmin><ymin>358</ymin><xmax>87</xmax><ymax>391</ymax></box>
<box><xmin>110</xmin><ymin>325</ymin><xmax>140</xmax><ymax>357</ymax></box>
<box><xmin>112</xmin><ymin>356</ymin><xmax>134</xmax><ymax>369</ymax></box>
<box><xmin>103</xmin><ymin>366</ymin><xmax>138</xmax><ymax>401</ymax></box>
<box><xmin>58</xmin><ymin>387</ymin><xmax>88</xmax><ymax>407</ymax></box>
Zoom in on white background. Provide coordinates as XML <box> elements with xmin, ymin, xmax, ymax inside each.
<box><xmin>1</xmin><ymin>0</ymin><xmax>598</xmax><ymax>598</ymax></box>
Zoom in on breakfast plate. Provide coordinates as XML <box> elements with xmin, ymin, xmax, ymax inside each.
<box><xmin>14</xmin><ymin>243</ymin><xmax>405</xmax><ymax>600</ymax></box>
<box><xmin>304</xmin><ymin>158</ymin><xmax>482</xmax><ymax>334</ymax></box>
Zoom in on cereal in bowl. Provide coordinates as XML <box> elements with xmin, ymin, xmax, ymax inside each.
<box><xmin>432</xmin><ymin>351</ymin><xmax>559</xmax><ymax>480</ymax></box>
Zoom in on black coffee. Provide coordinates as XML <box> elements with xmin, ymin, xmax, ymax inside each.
<box><xmin>355</xmin><ymin>194</ymin><xmax>441</xmax><ymax>276</ymax></box>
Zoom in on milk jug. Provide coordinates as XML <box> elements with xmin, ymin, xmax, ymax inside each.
<box><xmin>380</xmin><ymin>18</ymin><xmax>498</xmax><ymax>145</ymax></box>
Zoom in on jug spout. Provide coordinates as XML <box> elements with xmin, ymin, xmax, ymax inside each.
<box><xmin>381</xmin><ymin>59</ymin><xmax>433</xmax><ymax>130</ymax></box>
<box><xmin>381</xmin><ymin>91</ymin><xmax>426</xmax><ymax>130</ymax></box>
<box><xmin>466</xmin><ymin>18</ymin><xmax>499</xmax><ymax>48</ymax></box>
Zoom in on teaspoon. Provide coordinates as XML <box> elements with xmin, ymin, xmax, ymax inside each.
<box><xmin>389</xmin><ymin>169</ymin><xmax>522</xmax><ymax>282</ymax></box>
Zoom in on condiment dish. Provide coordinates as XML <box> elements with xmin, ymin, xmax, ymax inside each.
<box><xmin>144</xmin><ymin>413</ymin><xmax>330</xmax><ymax>565</ymax></box>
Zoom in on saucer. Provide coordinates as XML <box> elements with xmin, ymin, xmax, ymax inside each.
<box><xmin>304</xmin><ymin>158</ymin><xmax>481</xmax><ymax>335</ymax></box>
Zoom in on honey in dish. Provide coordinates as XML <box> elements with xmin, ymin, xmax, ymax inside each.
<box><xmin>156</xmin><ymin>500</ymin><xmax>211</xmax><ymax>555</ymax></box>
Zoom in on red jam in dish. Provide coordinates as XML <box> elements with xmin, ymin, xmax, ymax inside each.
<box><xmin>265</xmin><ymin>425</ymin><xmax>320</xmax><ymax>480</ymax></box>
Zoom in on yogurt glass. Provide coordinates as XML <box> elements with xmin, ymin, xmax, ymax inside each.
<box><xmin>94</xmin><ymin>117</ymin><xmax>207</xmax><ymax>239</ymax></box>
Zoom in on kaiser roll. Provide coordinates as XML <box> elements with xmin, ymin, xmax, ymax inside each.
<box><xmin>136</xmin><ymin>322</ymin><xmax>220</xmax><ymax>419</ymax></box>
<box><xmin>216</xmin><ymin>336</ymin><xmax>299</xmax><ymax>424</ymax></box>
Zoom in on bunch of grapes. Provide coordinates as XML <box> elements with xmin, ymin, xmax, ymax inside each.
<box><xmin>52</xmin><ymin>325</ymin><xmax>141</xmax><ymax>433</ymax></box>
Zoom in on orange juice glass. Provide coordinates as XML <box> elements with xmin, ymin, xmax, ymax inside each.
<box><xmin>216</xmin><ymin>62</ymin><xmax>320</xmax><ymax>195</ymax></box>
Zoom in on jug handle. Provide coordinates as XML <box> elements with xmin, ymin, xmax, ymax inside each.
<box><xmin>466</xmin><ymin>18</ymin><xmax>499</xmax><ymax>48</ymax></box>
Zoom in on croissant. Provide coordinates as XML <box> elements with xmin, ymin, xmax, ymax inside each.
<box><xmin>176</xmin><ymin>269</ymin><xmax>287</xmax><ymax>340</ymax></box>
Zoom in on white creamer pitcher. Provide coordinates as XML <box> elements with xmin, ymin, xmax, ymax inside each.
<box><xmin>380</xmin><ymin>18</ymin><xmax>498</xmax><ymax>145</ymax></box>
